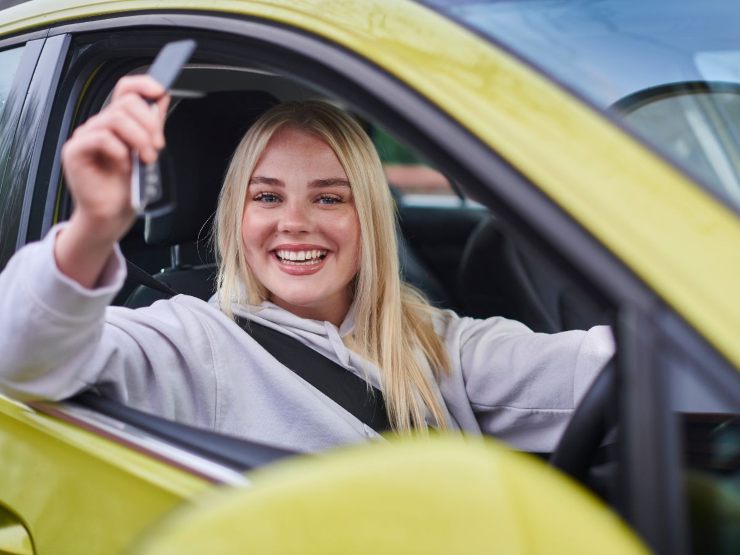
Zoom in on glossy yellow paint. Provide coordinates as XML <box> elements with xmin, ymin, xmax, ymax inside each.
<box><xmin>0</xmin><ymin>395</ymin><xmax>211</xmax><ymax>554</ymax></box>
<box><xmin>1</xmin><ymin>0</ymin><xmax>738</xmax><ymax>368</ymax></box>
<box><xmin>134</xmin><ymin>436</ymin><xmax>647</xmax><ymax>554</ymax></box>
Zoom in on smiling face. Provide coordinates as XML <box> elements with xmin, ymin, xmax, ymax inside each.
<box><xmin>241</xmin><ymin>126</ymin><xmax>361</xmax><ymax>325</ymax></box>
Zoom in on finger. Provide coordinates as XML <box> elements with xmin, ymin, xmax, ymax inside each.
<box><xmin>63</xmin><ymin>128</ymin><xmax>131</xmax><ymax>172</ymax></box>
<box><xmin>116</xmin><ymin>93</ymin><xmax>165</xmax><ymax>148</ymax></box>
<box><xmin>89</xmin><ymin>109</ymin><xmax>159</xmax><ymax>163</ymax></box>
<box><xmin>111</xmin><ymin>74</ymin><xmax>166</xmax><ymax>103</ymax></box>
<box><xmin>83</xmin><ymin>93</ymin><xmax>166</xmax><ymax>152</ymax></box>
<box><xmin>155</xmin><ymin>93</ymin><xmax>171</xmax><ymax>143</ymax></box>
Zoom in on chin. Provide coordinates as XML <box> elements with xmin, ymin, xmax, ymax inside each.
<box><xmin>270</xmin><ymin>287</ymin><xmax>328</xmax><ymax>310</ymax></box>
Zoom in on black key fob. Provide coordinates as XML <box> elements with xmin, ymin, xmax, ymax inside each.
<box><xmin>130</xmin><ymin>39</ymin><xmax>196</xmax><ymax>216</ymax></box>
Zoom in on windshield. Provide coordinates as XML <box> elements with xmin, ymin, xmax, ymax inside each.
<box><xmin>423</xmin><ymin>0</ymin><xmax>740</xmax><ymax>210</ymax></box>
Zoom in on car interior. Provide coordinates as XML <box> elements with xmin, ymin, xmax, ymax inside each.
<box><xmin>50</xmin><ymin>40</ymin><xmax>621</xmax><ymax>504</ymax></box>
<box><xmin>91</xmin><ymin>62</ymin><xmax>619</xmax><ymax>494</ymax></box>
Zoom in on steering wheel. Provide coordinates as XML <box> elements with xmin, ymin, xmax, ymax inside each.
<box><xmin>550</xmin><ymin>357</ymin><xmax>617</xmax><ymax>484</ymax></box>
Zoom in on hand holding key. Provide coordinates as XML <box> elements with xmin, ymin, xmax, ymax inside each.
<box><xmin>55</xmin><ymin>75</ymin><xmax>170</xmax><ymax>288</ymax></box>
<box><xmin>63</xmin><ymin>75</ymin><xmax>169</xmax><ymax>231</ymax></box>
<box><xmin>56</xmin><ymin>40</ymin><xmax>195</xmax><ymax>288</ymax></box>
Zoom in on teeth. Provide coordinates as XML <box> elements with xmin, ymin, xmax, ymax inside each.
<box><xmin>275</xmin><ymin>249</ymin><xmax>327</xmax><ymax>263</ymax></box>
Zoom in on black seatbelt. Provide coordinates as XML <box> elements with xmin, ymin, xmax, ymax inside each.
<box><xmin>125</xmin><ymin>259</ymin><xmax>392</xmax><ymax>432</ymax></box>
<box><xmin>125</xmin><ymin>259</ymin><xmax>178</xmax><ymax>297</ymax></box>
<box><xmin>235</xmin><ymin>317</ymin><xmax>392</xmax><ymax>433</ymax></box>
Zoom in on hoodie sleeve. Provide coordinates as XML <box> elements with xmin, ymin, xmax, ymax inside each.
<box><xmin>0</xmin><ymin>226</ymin><xmax>218</xmax><ymax>427</ymax></box>
<box><xmin>0</xmin><ymin>224</ymin><xmax>125</xmax><ymax>400</ymax></box>
<box><xmin>441</xmin><ymin>312</ymin><xmax>615</xmax><ymax>452</ymax></box>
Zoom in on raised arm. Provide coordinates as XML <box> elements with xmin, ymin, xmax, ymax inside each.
<box><xmin>0</xmin><ymin>76</ymin><xmax>171</xmax><ymax>401</ymax></box>
<box><xmin>55</xmin><ymin>75</ymin><xmax>169</xmax><ymax>288</ymax></box>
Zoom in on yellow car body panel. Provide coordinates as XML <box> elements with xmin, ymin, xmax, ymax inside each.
<box><xmin>134</xmin><ymin>436</ymin><xmax>648</xmax><ymax>554</ymax></box>
<box><xmin>1</xmin><ymin>0</ymin><xmax>738</xmax><ymax>368</ymax></box>
<box><xmin>0</xmin><ymin>395</ymin><xmax>210</xmax><ymax>554</ymax></box>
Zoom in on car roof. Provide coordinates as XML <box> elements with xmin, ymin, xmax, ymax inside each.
<box><xmin>2</xmin><ymin>0</ymin><xmax>739</xmax><ymax>368</ymax></box>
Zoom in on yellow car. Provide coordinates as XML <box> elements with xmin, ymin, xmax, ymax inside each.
<box><xmin>0</xmin><ymin>0</ymin><xmax>738</xmax><ymax>554</ymax></box>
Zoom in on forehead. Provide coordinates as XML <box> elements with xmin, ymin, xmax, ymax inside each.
<box><xmin>255</xmin><ymin>127</ymin><xmax>344</xmax><ymax>172</ymax></box>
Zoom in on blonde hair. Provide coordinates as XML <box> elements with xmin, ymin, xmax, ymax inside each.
<box><xmin>214</xmin><ymin>101</ymin><xmax>450</xmax><ymax>432</ymax></box>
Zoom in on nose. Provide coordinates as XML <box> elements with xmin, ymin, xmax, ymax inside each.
<box><xmin>277</xmin><ymin>199</ymin><xmax>313</xmax><ymax>233</ymax></box>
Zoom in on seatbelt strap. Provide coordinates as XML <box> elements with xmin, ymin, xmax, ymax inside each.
<box><xmin>124</xmin><ymin>259</ymin><xmax>392</xmax><ymax>433</ymax></box>
<box><xmin>235</xmin><ymin>317</ymin><xmax>392</xmax><ymax>433</ymax></box>
<box><xmin>125</xmin><ymin>259</ymin><xmax>178</xmax><ymax>297</ymax></box>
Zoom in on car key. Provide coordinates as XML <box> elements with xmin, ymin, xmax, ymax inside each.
<box><xmin>131</xmin><ymin>39</ymin><xmax>197</xmax><ymax>216</ymax></box>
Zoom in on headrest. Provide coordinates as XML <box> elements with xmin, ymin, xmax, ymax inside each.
<box><xmin>144</xmin><ymin>90</ymin><xmax>278</xmax><ymax>247</ymax></box>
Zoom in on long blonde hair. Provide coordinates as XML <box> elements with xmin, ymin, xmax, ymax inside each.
<box><xmin>214</xmin><ymin>101</ymin><xmax>450</xmax><ymax>432</ymax></box>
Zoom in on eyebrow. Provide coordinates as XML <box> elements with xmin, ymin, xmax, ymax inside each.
<box><xmin>249</xmin><ymin>176</ymin><xmax>282</xmax><ymax>186</ymax></box>
<box><xmin>310</xmin><ymin>178</ymin><xmax>350</xmax><ymax>188</ymax></box>
<box><xmin>249</xmin><ymin>176</ymin><xmax>350</xmax><ymax>188</ymax></box>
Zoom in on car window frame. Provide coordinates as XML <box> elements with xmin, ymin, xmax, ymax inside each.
<box><xmin>38</xmin><ymin>0</ymin><xmax>646</xmax><ymax>475</ymax></box>
<box><xmin>12</xmin><ymin>34</ymin><xmax>70</xmax><ymax>250</ymax></box>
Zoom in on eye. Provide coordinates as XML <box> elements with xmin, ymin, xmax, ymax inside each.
<box><xmin>253</xmin><ymin>192</ymin><xmax>281</xmax><ymax>204</ymax></box>
<box><xmin>316</xmin><ymin>194</ymin><xmax>343</xmax><ymax>205</ymax></box>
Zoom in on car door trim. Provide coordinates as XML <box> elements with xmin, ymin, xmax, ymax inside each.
<box><xmin>0</xmin><ymin>28</ymin><xmax>47</xmax><ymax>49</ymax></box>
<box><xmin>32</xmin><ymin>400</ymin><xmax>249</xmax><ymax>486</ymax></box>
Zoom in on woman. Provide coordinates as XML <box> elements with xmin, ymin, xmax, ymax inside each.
<box><xmin>0</xmin><ymin>76</ymin><xmax>613</xmax><ymax>453</ymax></box>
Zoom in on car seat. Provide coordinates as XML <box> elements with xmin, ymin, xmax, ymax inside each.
<box><xmin>124</xmin><ymin>90</ymin><xmax>279</xmax><ymax>308</ymax></box>
<box><xmin>457</xmin><ymin>216</ymin><xmax>610</xmax><ymax>331</ymax></box>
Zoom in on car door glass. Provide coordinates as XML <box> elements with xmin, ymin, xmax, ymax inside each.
<box><xmin>371</xmin><ymin>125</ymin><xmax>460</xmax><ymax>207</ymax></box>
<box><xmin>667</xmin><ymin>350</ymin><xmax>740</xmax><ymax>555</ymax></box>
<box><xmin>0</xmin><ymin>44</ymin><xmax>28</xmax><ymax>268</ymax></box>
<box><xmin>616</xmin><ymin>86</ymin><xmax>740</xmax><ymax>208</ymax></box>
<box><xmin>0</xmin><ymin>46</ymin><xmax>25</xmax><ymax>120</ymax></box>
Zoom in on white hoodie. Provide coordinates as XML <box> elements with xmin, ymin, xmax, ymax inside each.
<box><xmin>0</xmin><ymin>225</ymin><xmax>614</xmax><ymax>453</ymax></box>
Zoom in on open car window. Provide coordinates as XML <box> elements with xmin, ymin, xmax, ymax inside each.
<box><xmin>39</xmin><ymin>22</ymin><xmax>628</xmax><ymax>508</ymax></box>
